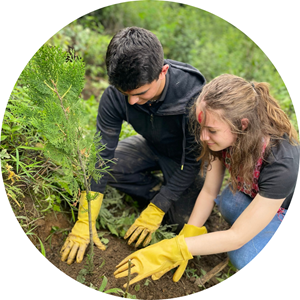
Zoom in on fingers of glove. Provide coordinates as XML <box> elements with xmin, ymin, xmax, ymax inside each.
<box><xmin>114</xmin><ymin>262</ymin><xmax>137</xmax><ymax>277</ymax></box>
<box><xmin>124</xmin><ymin>224</ymin><xmax>138</xmax><ymax>240</ymax></box>
<box><xmin>115</xmin><ymin>253</ymin><xmax>135</xmax><ymax>269</ymax></box>
<box><xmin>127</xmin><ymin>227</ymin><xmax>143</xmax><ymax>245</ymax></box>
<box><xmin>66</xmin><ymin>243</ymin><xmax>80</xmax><ymax>265</ymax></box>
<box><xmin>151</xmin><ymin>263</ymin><xmax>181</xmax><ymax>281</ymax></box>
<box><xmin>60</xmin><ymin>239</ymin><xmax>74</xmax><ymax>261</ymax></box>
<box><xmin>151</xmin><ymin>268</ymin><xmax>170</xmax><ymax>281</ymax></box>
<box><xmin>142</xmin><ymin>232</ymin><xmax>153</xmax><ymax>247</ymax></box>
<box><xmin>172</xmin><ymin>260</ymin><xmax>188</xmax><ymax>282</ymax></box>
<box><xmin>76</xmin><ymin>244</ymin><xmax>88</xmax><ymax>264</ymax></box>
<box><xmin>93</xmin><ymin>234</ymin><xmax>106</xmax><ymax>251</ymax></box>
<box><xmin>123</xmin><ymin>274</ymin><xmax>146</xmax><ymax>288</ymax></box>
<box><xmin>135</xmin><ymin>229</ymin><xmax>150</xmax><ymax>248</ymax></box>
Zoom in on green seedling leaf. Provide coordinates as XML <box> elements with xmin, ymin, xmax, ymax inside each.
<box><xmin>144</xmin><ymin>279</ymin><xmax>151</xmax><ymax>286</ymax></box>
<box><xmin>99</xmin><ymin>275</ymin><xmax>108</xmax><ymax>292</ymax></box>
<box><xmin>101</xmin><ymin>237</ymin><xmax>109</xmax><ymax>245</ymax></box>
<box><xmin>26</xmin><ymin>232</ymin><xmax>46</xmax><ymax>257</ymax></box>
<box><xmin>99</xmin><ymin>257</ymin><xmax>105</xmax><ymax>268</ymax></box>
<box><xmin>134</xmin><ymin>284</ymin><xmax>140</xmax><ymax>292</ymax></box>
<box><xmin>77</xmin><ymin>268</ymin><xmax>88</xmax><ymax>284</ymax></box>
<box><xmin>104</xmin><ymin>288</ymin><xmax>124</xmax><ymax>295</ymax></box>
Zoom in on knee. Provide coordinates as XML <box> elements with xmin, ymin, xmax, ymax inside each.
<box><xmin>228</xmin><ymin>248</ymin><xmax>250</xmax><ymax>270</ymax></box>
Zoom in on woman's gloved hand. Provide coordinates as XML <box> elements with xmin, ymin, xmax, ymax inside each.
<box><xmin>60</xmin><ymin>191</ymin><xmax>106</xmax><ymax>264</ymax></box>
<box><xmin>124</xmin><ymin>203</ymin><xmax>165</xmax><ymax>247</ymax></box>
<box><xmin>153</xmin><ymin>224</ymin><xmax>207</xmax><ymax>282</ymax></box>
<box><xmin>114</xmin><ymin>235</ymin><xmax>193</xmax><ymax>287</ymax></box>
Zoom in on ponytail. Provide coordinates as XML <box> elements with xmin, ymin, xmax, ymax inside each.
<box><xmin>254</xmin><ymin>82</ymin><xmax>298</xmax><ymax>144</ymax></box>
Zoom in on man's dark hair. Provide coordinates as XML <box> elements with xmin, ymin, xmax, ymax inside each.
<box><xmin>105</xmin><ymin>27</ymin><xmax>164</xmax><ymax>91</ymax></box>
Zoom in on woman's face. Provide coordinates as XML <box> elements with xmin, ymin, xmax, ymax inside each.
<box><xmin>197</xmin><ymin>101</ymin><xmax>237</xmax><ymax>151</ymax></box>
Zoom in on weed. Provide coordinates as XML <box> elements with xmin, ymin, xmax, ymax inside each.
<box><xmin>97</xmin><ymin>275</ymin><xmax>136</xmax><ymax>298</ymax></box>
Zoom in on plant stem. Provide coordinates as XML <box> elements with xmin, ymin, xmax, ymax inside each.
<box><xmin>50</xmin><ymin>79</ymin><xmax>69</xmax><ymax>119</ymax></box>
<box><xmin>77</xmin><ymin>147</ymin><xmax>94</xmax><ymax>273</ymax></box>
<box><xmin>124</xmin><ymin>259</ymin><xmax>132</xmax><ymax>298</ymax></box>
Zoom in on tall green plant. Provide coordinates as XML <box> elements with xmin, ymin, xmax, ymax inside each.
<box><xmin>15</xmin><ymin>45</ymin><xmax>108</xmax><ymax>267</ymax></box>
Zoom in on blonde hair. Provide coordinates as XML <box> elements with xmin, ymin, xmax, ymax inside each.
<box><xmin>190</xmin><ymin>74</ymin><xmax>298</xmax><ymax>191</ymax></box>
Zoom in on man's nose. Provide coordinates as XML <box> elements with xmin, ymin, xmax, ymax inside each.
<box><xmin>128</xmin><ymin>95</ymin><xmax>139</xmax><ymax>105</ymax></box>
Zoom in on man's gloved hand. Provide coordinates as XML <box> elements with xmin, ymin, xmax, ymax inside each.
<box><xmin>114</xmin><ymin>235</ymin><xmax>193</xmax><ymax>288</ymax></box>
<box><xmin>124</xmin><ymin>203</ymin><xmax>165</xmax><ymax>248</ymax></box>
<box><xmin>60</xmin><ymin>191</ymin><xmax>106</xmax><ymax>264</ymax></box>
<box><xmin>153</xmin><ymin>224</ymin><xmax>207</xmax><ymax>282</ymax></box>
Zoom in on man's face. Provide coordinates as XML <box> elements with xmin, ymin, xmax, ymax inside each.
<box><xmin>120</xmin><ymin>65</ymin><xmax>169</xmax><ymax>105</ymax></box>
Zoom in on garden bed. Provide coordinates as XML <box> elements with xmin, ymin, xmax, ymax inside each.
<box><xmin>10</xmin><ymin>191</ymin><xmax>236</xmax><ymax>300</ymax></box>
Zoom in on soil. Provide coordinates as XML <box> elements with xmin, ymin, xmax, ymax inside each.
<box><xmin>10</xmin><ymin>191</ymin><xmax>235</xmax><ymax>300</ymax></box>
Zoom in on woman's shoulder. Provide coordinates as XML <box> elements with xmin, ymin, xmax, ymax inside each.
<box><xmin>267</xmin><ymin>134</ymin><xmax>300</xmax><ymax>163</ymax></box>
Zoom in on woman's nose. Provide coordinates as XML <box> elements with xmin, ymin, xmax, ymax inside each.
<box><xmin>200</xmin><ymin>129</ymin><xmax>209</xmax><ymax>141</ymax></box>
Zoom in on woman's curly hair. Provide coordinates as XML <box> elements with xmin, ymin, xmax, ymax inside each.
<box><xmin>190</xmin><ymin>74</ymin><xmax>298</xmax><ymax>192</ymax></box>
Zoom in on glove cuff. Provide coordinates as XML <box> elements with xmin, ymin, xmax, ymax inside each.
<box><xmin>180</xmin><ymin>224</ymin><xmax>207</xmax><ymax>238</ymax></box>
<box><xmin>78</xmin><ymin>191</ymin><xmax>103</xmax><ymax>222</ymax></box>
<box><xmin>148</xmin><ymin>203</ymin><xmax>165</xmax><ymax>215</ymax></box>
<box><xmin>177</xmin><ymin>235</ymin><xmax>193</xmax><ymax>261</ymax></box>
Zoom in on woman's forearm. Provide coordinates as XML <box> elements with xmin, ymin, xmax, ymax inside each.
<box><xmin>185</xmin><ymin>229</ymin><xmax>241</xmax><ymax>256</ymax></box>
<box><xmin>188</xmin><ymin>190</ymin><xmax>215</xmax><ymax>227</ymax></box>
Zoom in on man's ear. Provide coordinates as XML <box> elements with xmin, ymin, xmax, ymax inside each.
<box><xmin>159</xmin><ymin>64</ymin><xmax>169</xmax><ymax>79</ymax></box>
<box><xmin>241</xmin><ymin>118</ymin><xmax>249</xmax><ymax>131</ymax></box>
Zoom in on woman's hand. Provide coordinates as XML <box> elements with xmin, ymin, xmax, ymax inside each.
<box><xmin>114</xmin><ymin>235</ymin><xmax>193</xmax><ymax>287</ymax></box>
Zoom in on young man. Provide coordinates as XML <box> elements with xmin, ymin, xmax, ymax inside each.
<box><xmin>60</xmin><ymin>27</ymin><xmax>206</xmax><ymax>265</ymax></box>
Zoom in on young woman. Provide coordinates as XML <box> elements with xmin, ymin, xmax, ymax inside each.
<box><xmin>114</xmin><ymin>74</ymin><xmax>299</xmax><ymax>287</ymax></box>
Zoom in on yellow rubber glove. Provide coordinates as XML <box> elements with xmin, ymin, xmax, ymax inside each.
<box><xmin>60</xmin><ymin>191</ymin><xmax>106</xmax><ymax>264</ymax></box>
<box><xmin>124</xmin><ymin>203</ymin><xmax>165</xmax><ymax>247</ymax></box>
<box><xmin>114</xmin><ymin>235</ymin><xmax>193</xmax><ymax>288</ymax></box>
<box><xmin>152</xmin><ymin>224</ymin><xmax>207</xmax><ymax>282</ymax></box>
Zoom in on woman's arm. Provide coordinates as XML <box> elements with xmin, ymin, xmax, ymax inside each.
<box><xmin>188</xmin><ymin>157</ymin><xmax>225</xmax><ymax>227</ymax></box>
<box><xmin>185</xmin><ymin>193</ymin><xmax>285</xmax><ymax>256</ymax></box>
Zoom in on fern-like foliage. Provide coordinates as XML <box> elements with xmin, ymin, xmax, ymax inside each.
<box><xmin>13</xmin><ymin>45</ymin><xmax>106</xmax><ymax>198</ymax></box>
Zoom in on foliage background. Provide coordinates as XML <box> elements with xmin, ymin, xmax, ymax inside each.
<box><xmin>1</xmin><ymin>1</ymin><xmax>300</xmax><ymax>300</ymax></box>
<box><xmin>2</xmin><ymin>0</ymin><xmax>298</xmax><ymax>247</ymax></box>
<box><xmin>47</xmin><ymin>0</ymin><xmax>298</xmax><ymax>129</ymax></box>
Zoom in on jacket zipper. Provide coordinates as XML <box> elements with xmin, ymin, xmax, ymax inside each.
<box><xmin>150</xmin><ymin>114</ymin><xmax>154</xmax><ymax>129</ymax></box>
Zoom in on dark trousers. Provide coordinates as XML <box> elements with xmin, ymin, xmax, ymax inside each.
<box><xmin>105</xmin><ymin>135</ymin><xmax>204</xmax><ymax>232</ymax></box>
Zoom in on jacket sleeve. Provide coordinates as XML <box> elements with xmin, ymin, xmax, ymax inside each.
<box><xmin>90</xmin><ymin>87</ymin><xmax>125</xmax><ymax>193</ymax></box>
<box><xmin>151</xmin><ymin>114</ymin><xmax>202</xmax><ymax>213</ymax></box>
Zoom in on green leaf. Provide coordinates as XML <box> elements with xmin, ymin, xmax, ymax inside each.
<box><xmin>107</xmin><ymin>223</ymin><xmax>119</xmax><ymax>236</ymax></box>
<box><xmin>101</xmin><ymin>237</ymin><xmax>109</xmax><ymax>245</ymax></box>
<box><xmin>11</xmin><ymin>125</ymin><xmax>23</xmax><ymax>132</ymax></box>
<box><xmin>1</xmin><ymin>124</ymin><xmax>11</xmax><ymax>131</ymax></box>
<box><xmin>99</xmin><ymin>275</ymin><xmax>108</xmax><ymax>292</ymax></box>
<box><xmin>104</xmin><ymin>288</ymin><xmax>124</xmax><ymax>295</ymax></box>
<box><xmin>0</xmin><ymin>134</ymin><xmax>8</xmax><ymax>142</ymax></box>
<box><xmin>134</xmin><ymin>284</ymin><xmax>140</xmax><ymax>292</ymax></box>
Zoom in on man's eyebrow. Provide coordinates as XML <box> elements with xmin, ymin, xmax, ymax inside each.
<box><xmin>131</xmin><ymin>89</ymin><xmax>150</xmax><ymax>96</ymax></box>
<box><xmin>119</xmin><ymin>88</ymin><xmax>150</xmax><ymax>96</ymax></box>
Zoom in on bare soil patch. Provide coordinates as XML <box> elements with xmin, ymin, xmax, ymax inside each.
<box><xmin>10</xmin><ymin>192</ymin><xmax>235</xmax><ymax>299</ymax></box>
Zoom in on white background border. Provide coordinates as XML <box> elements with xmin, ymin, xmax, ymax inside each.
<box><xmin>1</xmin><ymin>1</ymin><xmax>299</xmax><ymax>299</ymax></box>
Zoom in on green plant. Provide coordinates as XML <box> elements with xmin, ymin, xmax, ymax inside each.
<box><xmin>14</xmin><ymin>44</ymin><xmax>110</xmax><ymax>271</ymax></box>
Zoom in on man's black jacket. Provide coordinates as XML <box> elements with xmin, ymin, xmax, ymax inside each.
<box><xmin>91</xmin><ymin>59</ymin><xmax>206</xmax><ymax>213</ymax></box>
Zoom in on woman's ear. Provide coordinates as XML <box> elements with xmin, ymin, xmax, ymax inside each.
<box><xmin>241</xmin><ymin>118</ymin><xmax>249</xmax><ymax>131</ymax></box>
